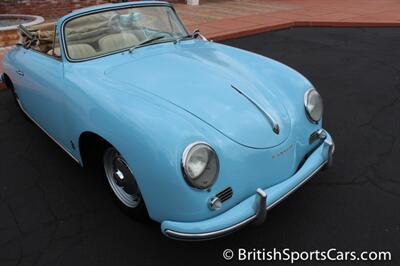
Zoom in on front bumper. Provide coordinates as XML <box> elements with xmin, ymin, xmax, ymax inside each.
<box><xmin>162</xmin><ymin>131</ymin><xmax>334</xmax><ymax>240</ymax></box>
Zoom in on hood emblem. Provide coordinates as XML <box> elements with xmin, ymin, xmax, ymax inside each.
<box><xmin>231</xmin><ymin>85</ymin><xmax>280</xmax><ymax>135</ymax></box>
<box><xmin>273</xmin><ymin>124</ymin><xmax>280</xmax><ymax>134</ymax></box>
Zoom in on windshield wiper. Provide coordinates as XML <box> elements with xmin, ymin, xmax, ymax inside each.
<box><xmin>129</xmin><ymin>35</ymin><xmax>165</xmax><ymax>53</ymax></box>
<box><xmin>173</xmin><ymin>34</ymin><xmax>194</xmax><ymax>44</ymax></box>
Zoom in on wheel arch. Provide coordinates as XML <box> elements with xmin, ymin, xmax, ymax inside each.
<box><xmin>2</xmin><ymin>73</ymin><xmax>14</xmax><ymax>90</ymax></box>
<box><xmin>78</xmin><ymin>130</ymin><xmax>150</xmax><ymax>215</ymax></box>
<box><xmin>78</xmin><ymin>131</ymin><xmax>112</xmax><ymax>168</ymax></box>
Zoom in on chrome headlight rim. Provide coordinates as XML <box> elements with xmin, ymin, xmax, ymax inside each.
<box><xmin>304</xmin><ymin>88</ymin><xmax>323</xmax><ymax>123</ymax></box>
<box><xmin>181</xmin><ymin>141</ymin><xmax>219</xmax><ymax>190</ymax></box>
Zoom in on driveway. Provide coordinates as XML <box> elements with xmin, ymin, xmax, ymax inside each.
<box><xmin>0</xmin><ymin>27</ymin><xmax>399</xmax><ymax>265</ymax></box>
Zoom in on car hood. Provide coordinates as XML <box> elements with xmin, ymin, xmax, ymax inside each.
<box><xmin>104</xmin><ymin>41</ymin><xmax>292</xmax><ymax>148</ymax></box>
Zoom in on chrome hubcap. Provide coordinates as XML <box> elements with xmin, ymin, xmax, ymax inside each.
<box><xmin>114</xmin><ymin>169</ymin><xmax>124</xmax><ymax>181</ymax></box>
<box><xmin>104</xmin><ymin>148</ymin><xmax>141</xmax><ymax>208</ymax></box>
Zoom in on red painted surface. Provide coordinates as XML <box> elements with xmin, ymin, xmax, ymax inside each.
<box><xmin>194</xmin><ymin>0</ymin><xmax>400</xmax><ymax>40</ymax></box>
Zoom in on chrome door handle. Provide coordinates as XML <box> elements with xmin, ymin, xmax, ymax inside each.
<box><xmin>16</xmin><ymin>70</ymin><xmax>24</xmax><ymax>76</ymax></box>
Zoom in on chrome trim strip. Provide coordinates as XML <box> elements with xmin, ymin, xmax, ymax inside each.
<box><xmin>164</xmin><ymin>214</ymin><xmax>255</xmax><ymax>241</ymax></box>
<box><xmin>16</xmin><ymin>98</ymin><xmax>80</xmax><ymax>164</ymax></box>
<box><xmin>231</xmin><ymin>85</ymin><xmax>280</xmax><ymax>134</ymax></box>
<box><xmin>216</xmin><ymin>186</ymin><xmax>233</xmax><ymax>202</ymax></box>
<box><xmin>164</xmin><ymin>157</ymin><xmax>330</xmax><ymax>240</ymax></box>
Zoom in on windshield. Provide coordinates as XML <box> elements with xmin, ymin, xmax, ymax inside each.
<box><xmin>63</xmin><ymin>5</ymin><xmax>187</xmax><ymax>60</ymax></box>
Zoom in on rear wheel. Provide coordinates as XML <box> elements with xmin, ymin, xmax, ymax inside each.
<box><xmin>103</xmin><ymin>147</ymin><xmax>146</xmax><ymax>216</ymax></box>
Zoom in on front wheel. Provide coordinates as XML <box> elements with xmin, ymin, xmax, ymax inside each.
<box><xmin>103</xmin><ymin>147</ymin><xmax>146</xmax><ymax>216</ymax></box>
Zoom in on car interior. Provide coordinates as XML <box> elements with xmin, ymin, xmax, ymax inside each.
<box><xmin>18</xmin><ymin>12</ymin><xmax>155</xmax><ymax>60</ymax></box>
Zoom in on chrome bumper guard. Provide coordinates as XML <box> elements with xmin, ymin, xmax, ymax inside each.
<box><xmin>164</xmin><ymin>138</ymin><xmax>335</xmax><ymax>241</ymax></box>
<box><xmin>253</xmin><ymin>188</ymin><xmax>267</xmax><ymax>225</ymax></box>
<box><xmin>326</xmin><ymin>139</ymin><xmax>335</xmax><ymax>168</ymax></box>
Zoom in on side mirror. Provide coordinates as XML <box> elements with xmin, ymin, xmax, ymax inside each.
<box><xmin>192</xmin><ymin>28</ymin><xmax>207</xmax><ymax>41</ymax></box>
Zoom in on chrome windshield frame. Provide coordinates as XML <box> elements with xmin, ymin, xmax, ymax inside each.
<box><xmin>60</xmin><ymin>2</ymin><xmax>188</xmax><ymax>63</ymax></box>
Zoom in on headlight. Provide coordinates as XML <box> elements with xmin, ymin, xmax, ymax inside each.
<box><xmin>182</xmin><ymin>142</ymin><xmax>219</xmax><ymax>189</ymax></box>
<box><xmin>304</xmin><ymin>88</ymin><xmax>323</xmax><ymax>122</ymax></box>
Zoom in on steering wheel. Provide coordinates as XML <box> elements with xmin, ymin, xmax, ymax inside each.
<box><xmin>108</xmin><ymin>13</ymin><xmax>122</xmax><ymax>29</ymax></box>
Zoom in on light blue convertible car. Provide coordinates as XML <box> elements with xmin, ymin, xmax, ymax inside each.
<box><xmin>1</xmin><ymin>1</ymin><xmax>334</xmax><ymax>240</ymax></box>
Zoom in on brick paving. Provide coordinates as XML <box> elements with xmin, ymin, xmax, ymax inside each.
<box><xmin>2</xmin><ymin>0</ymin><xmax>400</xmax><ymax>87</ymax></box>
<box><xmin>175</xmin><ymin>0</ymin><xmax>400</xmax><ymax>40</ymax></box>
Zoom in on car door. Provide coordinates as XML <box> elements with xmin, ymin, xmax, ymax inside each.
<box><xmin>15</xmin><ymin>30</ymin><xmax>71</xmax><ymax>153</ymax></box>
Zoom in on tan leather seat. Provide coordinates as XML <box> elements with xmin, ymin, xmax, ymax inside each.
<box><xmin>69</xmin><ymin>44</ymin><xmax>97</xmax><ymax>59</ymax></box>
<box><xmin>47</xmin><ymin>47</ymin><xmax>61</xmax><ymax>57</ymax></box>
<box><xmin>47</xmin><ymin>44</ymin><xmax>96</xmax><ymax>59</ymax></box>
<box><xmin>98</xmin><ymin>33</ymin><xmax>139</xmax><ymax>54</ymax></box>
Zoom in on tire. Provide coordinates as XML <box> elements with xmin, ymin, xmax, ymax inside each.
<box><xmin>103</xmin><ymin>146</ymin><xmax>148</xmax><ymax>218</ymax></box>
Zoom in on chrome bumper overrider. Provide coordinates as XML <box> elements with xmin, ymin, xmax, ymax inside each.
<box><xmin>163</xmin><ymin>135</ymin><xmax>335</xmax><ymax>241</ymax></box>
